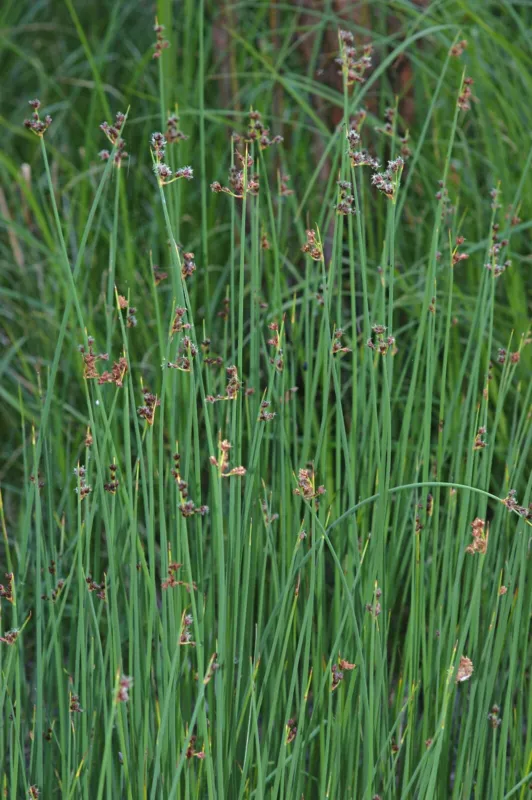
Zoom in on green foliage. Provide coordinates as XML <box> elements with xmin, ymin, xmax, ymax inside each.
<box><xmin>0</xmin><ymin>1</ymin><xmax>531</xmax><ymax>797</ymax></box>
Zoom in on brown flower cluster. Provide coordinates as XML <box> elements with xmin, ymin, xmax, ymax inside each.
<box><xmin>185</xmin><ymin>734</ymin><xmax>205</xmax><ymax>760</ymax></box>
<box><xmin>171</xmin><ymin>453</ymin><xmax>209</xmax><ymax>518</ymax></box>
<box><xmin>211</xmin><ymin>149</ymin><xmax>260</xmax><ymax>198</ymax></box>
<box><xmin>86</xmin><ymin>573</ymin><xmax>106</xmax><ymax>601</ymax></box>
<box><xmin>209</xmin><ymin>439</ymin><xmax>246</xmax><ymax>477</ymax></box>
<box><xmin>465</xmin><ymin>517</ymin><xmax>488</xmax><ymax>555</ymax></box>
<box><xmin>456</xmin><ymin>656</ymin><xmax>474</xmax><ymax>683</ymax></box>
<box><xmin>180</xmin><ymin>612</ymin><xmax>196</xmax><ymax>646</ymax></box>
<box><xmin>162</xmin><ymin>562</ymin><xmax>197</xmax><ymax>593</ymax></box>
<box><xmin>452</xmin><ymin>235</ymin><xmax>469</xmax><ymax>266</ymax></box>
<box><xmin>286</xmin><ymin>717</ymin><xmax>298</xmax><ymax>744</ymax></box>
<box><xmin>473</xmin><ymin>426</ymin><xmax>487</xmax><ymax>451</ymax></box>
<box><xmin>74</xmin><ymin>465</ymin><xmax>92</xmax><ymax>500</ymax></box>
<box><xmin>0</xmin><ymin>628</ymin><xmax>19</xmax><ymax>645</ymax></box>
<box><xmin>153</xmin><ymin>22</ymin><xmax>169</xmax><ymax>58</ymax></box>
<box><xmin>332</xmin><ymin>328</ymin><xmax>351</xmax><ymax>355</ymax></box>
<box><xmin>301</xmin><ymin>229</ymin><xmax>322</xmax><ymax>261</ymax></box>
<box><xmin>0</xmin><ymin>572</ymin><xmax>14</xmax><ymax>603</ymax></box>
<box><xmin>458</xmin><ymin>77</ymin><xmax>474</xmax><ymax>112</ymax></box>
<box><xmin>331</xmin><ymin>655</ymin><xmax>356</xmax><ymax>692</ymax></box>
<box><xmin>116</xmin><ymin>674</ymin><xmax>133</xmax><ymax>703</ymax></box>
<box><xmin>502</xmin><ymin>489</ymin><xmax>532</xmax><ymax>521</ymax></box>
<box><xmin>367</xmin><ymin>324</ymin><xmax>395</xmax><ymax>356</ymax></box>
<box><xmin>335</xmin><ymin>181</ymin><xmax>356</xmax><ymax>216</ymax></box>
<box><xmin>336</xmin><ymin>30</ymin><xmax>373</xmax><ymax>86</ymax></box>
<box><xmin>98</xmin><ymin>356</ymin><xmax>128</xmax><ymax>387</ymax></box>
<box><xmin>294</xmin><ymin>467</ymin><xmax>325</xmax><ymax>502</ymax></box>
<box><xmin>232</xmin><ymin>109</ymin><xmax>283</xmax><ymax>150</ymax></box>
<box><xmin>24</xmin><ymin>99</ymin><xmax>52</xmax><ymax>137</ymax></box>
<box><xmin>99</xmin><ymin>111</ymin><xmax>128</xmax><ymax>166</ymax></box>
<box><xmin>450</xmin><ymin>39</ymin><xmax>468</xmax><ymax>57</ymax></box>
<box><xmin>151</xmin><ymin>132</ymin><xmax>193</xmax><ymax>185</ymax></box>
<box><xmin>371</xmin><ymin>157</ymin><xmax>404</xmax><ymax>201</ymax></box>
<box><xmin>137</xmin><ymin>388</ymin><xmax>160</xmax><ymax>425</ymax></box>
<box><xmin>167</xmin><ymin>336</ymin><xmax>198</xmax><ymax>372</ymax></box>
<box><xmin>166</xmin><ymin>113</ymin><xmax>188</xmax><ymax>143</ymax></box>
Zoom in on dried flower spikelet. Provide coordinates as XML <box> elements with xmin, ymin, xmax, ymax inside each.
<box><xmin>99</xmin><ymin>111</ymin><xmax>128</xmax><ymax>166</ymax></box>
<box><xmin>456</xmin><ymin>656</ymin><xmax>474</xmax><ymax>683</ymax></box>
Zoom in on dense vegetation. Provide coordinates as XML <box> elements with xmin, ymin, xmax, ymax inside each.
<box><xmin>1</xmin><ymin>1</ymin><xmax>531</xmax><ymax>797</ymax></box>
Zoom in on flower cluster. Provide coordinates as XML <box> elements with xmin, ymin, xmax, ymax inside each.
<box><xmin>167</xmin><ymin>336</ymin><xmax>198</xmax><ymax>372</ymax></box>
<box><xmin>365</xmin><ymin>585</ymin><xmax>382</xmax><ymax>618</ymax></box>
<box><xmin>137</xmin><ymin>388</ymin><xmax>160</xmax><ymax>425</ymax></box>
<box><xmin>0</xmin><ymin>572</ymin><xmax>14</xmax><ymax>603</ymax></box>
<box><xmin>153</xmin><ymin>23</ymin><xmax>169</xmax><ymax>58</ymax></box>
<box><xmin>211</xmin><ymin>159</ymin><xmax>259</xmax><ymax>199</ymax></box>
<box><xmin>203</xmin><ymin>652</ymin><xmax>220</xmax><ymax>685</ymax></box>
<box><xmin>166</xmin><ymin>113</ymin><xmax>188</xmax><ymax>143</ymax></box>
<box><xmin>104</xmin><ymin>464</ymin><xmax>119</xmax><ymax>495</ymax></box>
<box><xmin>116</xmin><ymin>675</ymin><xmax>133</xmax><ymax>703</ymax></box>
<box><xmin>185</xmin><ymin>734</ymin><xmax>206</xmax><ymax>760</ymax></box>
<box><xmin>232</xmin><ymin>109</ymin><xmax>283</xmax><ymax>150</ymax></box>
<box><xmin>301</xmin><ymin>229</ymin><xmax>322</xmax><ymax>261</ymax></box>
<box><xmin>23</xmin><ymin>99</ymin><xmax>52</xmax><ymax>137</ymax></box>
<box><xmin>151</xmin><ymin>132</ymin><xmax>193</xmax><ymax>185</ymax></box>
<box><xmin>347</xmin><ymin>127</ymin><xmax>380</xmax><ymax>169</ymax></box>
<box><xmin>171</xmin><ymin>453</ymin><xmax>209</xmax><ymax>518</ymax></box>
<box><xmin>279</xmin><ymin>174</ymin><xmax>294</xmax><ymax>196</ymax></box>
<box><xmin>452</xmin><ymin>235</ymin><xmax>469</xmax><ymax>266</ymax></box>
<box><xmin>74</xmin><ymin>465</ymin><xmax>92</xmax><ymax>500</ymax></box>
<box><xmin>171</xmin><ymin>306</ymin><xmax>191</xmax><ymax>336</ymax></box>
<box><xmin>206</xmin><ymin>365</ymin><xmax>242</xmax><ymax>403</ymax></box>
<box><xmin>332</xmin><ymin>328</ymin><xmax>351</xmax><ymax>355</ymax></box>
<box><xmin>70</xmin><ymin>692</ymin><xmax>83</xmax><ymax>714</ymax></box>
<box><xmin>0</xmin><ymin>628</ymin><xmax>19</xmax><ymax>645</ymax></box>
<box><xmin>181</xmin><ymin>251</ymin><xmax>196</xmax><ymax>280</ymax></box>
<box><xmin>473</xmin><ymin>426</ymin><xmax>487</xmax><ymax>451</ymax></box>
<box><xmin>331</xmin><ymin>655</ymin><xmax>356</xmax><ymax>692</ymax></box>
<box><xmin>162</xmin><ymin>562</ymin><xmax>197</xmax><ymax>592</ymax></box>
<box><xmin>371</xmin><ymin>157</ymin><xmax>404</xmax><ymax>201</ymax></box>
<box><xmin>458</xmin><ymin>77</ymin><xmax>474</xmax><ymax>111</ymax></box>
<box><xmin>456</xmin><ymin>656</ymin><xmax>474</xmax><ymax>683</ymax></box>
<box><xmin>450</xmin><ymin>39</ymin><xmax>468</xmax><ymax>57</ymax></box>
<box><xmin>336</xmin><ymin>30</ymin><xmax>373</xmax><ymax>86</ymax></box>
<box><xmin>98</xmin><ymin>356</ymin><xmax>128</xmax><ymax>387</ymax></box>
<box><xmin>258</xmin><ymin>400</ymin><xmax>275</xmax><ymax>422</ymax></box>
<box><xmin>335</xmin><ymin>181</ymin><xmax>356</xmax><ymax>215</ymax></box>
<box><xmin>180</xmin><ymin>613</ymin><xmax>196</xmax><ymax>646</ymax></box>
<box><xmin>367</xmin><ymin>324</ymin><xmax>395</xmax><ymax>356</ymax></box>
<box><xmin>86</xmin><ymin>573</ymin><xmax>106</xmax><ymax>601</ymax></box>
<box><xmin>497</xmin><ymin>348</ymin><xmax>520</xmax><ymax>365</ymax></box>
<box><xmin>209</xmin><ymin>438</ymin><xmax>246</xmax><ymax>477</ymax></box>
<box><xmin>286</xmin><ymin>717</ymin><xmax>298</xmax><ymax>744</ymax></box>
<box><xmin>465</xmin><ymin>517</ymin><xmax>488</xmax><ymax>555</ymax></box>
<box><xmin>78</xmin><ymin>337</ymin><xmax>109</xmax><ymax>380</ymax></box>
<box><xmin>99</xmin><ymin>111</ymin><xmax>128</xmax><ymax>166</ymax></box>
<box><xmin>153</xmin><ymin>264</ymin><xmax>168</xmax><ymax>286</ymax></box>
<box><xmin>294</xmin><ymin>467</ymin><xmax>325</xmax><ymax>502</ymax></box>
<box><xmin>487</xmin><ymin>704</ymin><xmax>501</xmax><ymax>729</ymax></box>
<box><xmin>502</xmin><ymin>489</ymin><xmax>532</xmax><ymax>521</ymax></box>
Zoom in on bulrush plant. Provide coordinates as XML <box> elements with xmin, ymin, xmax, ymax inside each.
<box><xmin>1</xmin><ymin>5</ymin><xmax>532</xmax><ymax>800</ymax></box>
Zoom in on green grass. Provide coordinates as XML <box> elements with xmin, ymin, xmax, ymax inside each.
<box><xmin>0</xmin><ymin>1</ymin><xmax>531</xmax><ymax>797</ymax></box>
